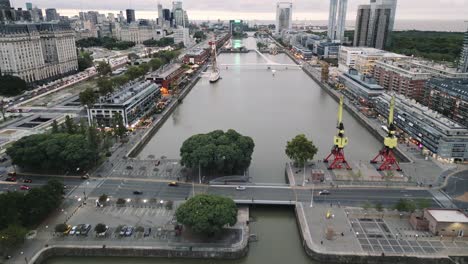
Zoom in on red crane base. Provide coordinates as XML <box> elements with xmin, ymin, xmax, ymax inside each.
<box><xmin>370</xmin><ymin>148</ymin><xmax>402</xmax><ymax>171</ymax></box>
<box><xmin>323</xmin><ymin>147</ymin><xmax>352</xmax><ymax>170</ymax></box>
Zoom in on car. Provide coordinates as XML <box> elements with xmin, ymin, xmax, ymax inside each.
<box><xmin>69</xmin><ymin>226</ymin><xmax>78</xmax><ymax>235</ymax></box>
<box><xmin>80</xmin><ymin>224</ymin><xmax>92</xmax><ymax>236</ymax></box>
<box><xmin>133</xmin><ymin>190</ymin><xmax>143</xmax><ymax>195</ymax></box>
<box><xmin>143</xmin><ymin>227</ymin><xmax>152</xmax><ymax>237</ymax></box>
<box><xmin>81</xmin><ymin>174</ymin><xmax>89</xmax><ymax>179</ymax></box>
<box><xmin>63</xmin><ymin>225</ymin><xmax>72</xmax><ymax>235</ymax></box>
<box><xmin>125</xmin><ymin>226</ymin><xmax>134</xmax><ymax>237</ymax></box>
<box><xmin>168</xmin><ymin>181</ymin><xmax>178</xmax><ymax>187</ymax></box>
<box><xmin>319</xmin><ymin>190</ymin><xmax>331</xmax><ymax>195</ymax></box>
<box><xmin>74</xmin><ymin>224</ymin><xmax>84</xmax><ymax>235</ymax></box>
<box><xmin>119</xmin><ymin>226</ymin><xmax>128</xmax><ymax>236</ymax></box>
<box><xmin>23</xmin><ymin>179</ymin><xmax>32</xmax><ymax>183</ymax></box>
<box><xmin>236</xmin><ymin>186</ymin><xmax>246</xmax><ymax>191</ymax></box>
<box><xmin>19</xmin><ymin>185</ymin><xmax>30</xmax><ymax>191</ymax></box>
<box><xmin>126</xmin><ymin>165</ymin><xmax>133</xmax><ymax>170</ymax></box>
<box><xmin>96</xmin><ymin>226</ymin><xmax>109</xmax><ymax>237</ymax></box>
<box><xmin>0</xmin><ymin>156</ymin><xmax>7</xmax><ymax>162</ymax></box>
<box><xmin>5</xmin><ymin>177</ymin><xmax>16</xmax><ymax>182</ymax></box>
<box><xmin>7</xmin><ymin>172</ymin><xmax>16</xmax><ymax>177</ymax></box>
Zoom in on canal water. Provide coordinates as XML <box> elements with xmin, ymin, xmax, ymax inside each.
<box><xmin>139</xmin><ymin>36</ymin><xmax>380</xmax><ymax>183</ymax></box>
<box><xmin>46</xmin><ymin>208</ymin><xmax>316</xmax><ymax>264</ymax></box>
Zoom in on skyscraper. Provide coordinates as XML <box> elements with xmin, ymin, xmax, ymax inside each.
<box><xmin>157</xmin><ymin>3</ymin><xmax>163</xmax><ymax>26</ymax></box>
<box><xmin>275</xmin><ymin>2</ymin><xmax>292</xmax><ymax>35</ymax></box>
<box><xmin>126</xmin><ymin>9</ymin><xmax>135</xmax><ymax>24</ymax></box>
<box><xmin>354</xmin><ymin>0</ymin><xmax>397</xmax><ymax>50</ymax></box>
<box><xmin>459</xmin><ymin>22</ymin><xmax>468</xmax><ymax>73</ymax></box>
<box><xmin>26</xmin><ymin>2</ymin><xmax>33</xmax><ymax>10</ymax></box>
<box><xmin>328</xmin><ymin>0</ymin><xmax>348</xmax><ymax>42</ymax></box>
<box><xmin>45</xmin><ymin>8</ymin><xmax>58</xmax><ymax>21</ymax></box>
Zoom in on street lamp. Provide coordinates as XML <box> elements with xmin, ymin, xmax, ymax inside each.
<box><xmin>302</xmin><ymin>160</ymin><xmax>306</xmax><ymax>187</ymax></box>
<box><xmin>310</xmin><ymin>187</ymin><xmax>314</xmax><ymax>208</ymax></box>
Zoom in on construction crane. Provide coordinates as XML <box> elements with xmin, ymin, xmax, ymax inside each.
<box><xmin>323</xmin><ymin>95</ymin><xmax>352</xmax><ymax>170</ymax></box>
<box><xmin>370</xmin><ymin>95</ymin><xmax>402</xmax><ymax>171</ymax></box>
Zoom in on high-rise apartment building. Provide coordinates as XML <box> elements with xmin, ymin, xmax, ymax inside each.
<box><xmin>157</xmin><ymin>3</ymin><xmax>163</xmax><ymax>26</ymax></box>
<box><xmin>275</xmin><ymin>2</ymin><xmax>292</xmax><ymax>35</ymax></box>
<box><xmin>25</xmin><ymin>2</ymin><xmax>33</xmax><ymax>10</ymax></box>
<box><xmin>45</xmin><ymin>8</ymin><xmax>58</xmax><ymax>21</ymax></box>
<box><xmin>126</xmin><ymin>9</ymin><xmax>135</xmax><ymax>24</ymax></box>
<box><xmin>459</xmin><ymin>22</ymin><xmax>468</xmax><ymax>73</ymax></box>
<box><xmin>0</xmin><ymin>23</ymin><xmax>78</xmax><ymax>83</ymax></box>
<box><xmin>0</xmin><ymin>0</ymin><xmax>10</xmax><ymax>9</ymax></box>
<box><xmin>327</xmin><ymin>0</ymin><xmax>347</xmax><ymax>42</ymax></box>
<box><xmin>354</xmin><ymin>0</ymin><xmax>397</xmax><ymax>50</ymax></box>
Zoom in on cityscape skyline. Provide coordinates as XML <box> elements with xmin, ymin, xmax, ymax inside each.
<box><xmin>5</xmin><ymin>0</ymin><xmax>468</xmax><ymax>21</ymax></box>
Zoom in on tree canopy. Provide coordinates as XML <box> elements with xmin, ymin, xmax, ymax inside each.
<box><xmin>0</xmin><ymin>75</ymin><xmax>28</xmax><ymax>96</ymax></box>
<box><xmin>7</xmin><ymin>133</ymin><xmax>97</xmax><ymax>173</ymax></box>
<box><xmin>175</xmin><ymin>194</ymin><xmax>237</xmax><ymax>235</ymax></box>
<box><xmin>142</xmin><ymin>37</ymin><xmax>175</xmax><ymax>47</ymax></box>
<box><xmin>76</xmin><ymin>37</ymin><xmax>135</xmax><ymax>50</ymax></box>
<box><xmin>285</xmin><ymin>134</ymin><xmax>318</xmax><ymax>166</ymax></box>
<box><xmin>78</xmin><ymin>51</ymin><xmax>94</xmax><ymax>72</ymax></box>
<box><xmin>180</xmin><ymin>129</ymin><xmax>255</xmax><ymax>175</ymax></box>
<box><xmin>79</xmin><ymin>87</ymin><xmax>98</xmax><ymax>107</ymax></box>
<box><xmin>96</xmin><ymin>61</ymin><xmax>112</xmax><ymax>76</ymax></box>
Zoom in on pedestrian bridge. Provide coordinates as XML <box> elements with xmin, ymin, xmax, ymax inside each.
<box><xmin>220</xmin><ymin>48</ymin><xmax>301</xmax><ymax>69</ymax></box>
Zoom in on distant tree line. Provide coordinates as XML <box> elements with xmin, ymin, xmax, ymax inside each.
<box><xmin>0</xmin><ymin>179</ymin><xmax>64</xmax><ymax>255</ymax></box>
<box><xmin>142</xmin><ymin>37</ymin><xmax>174</xmax><ymax>47</ymax></box>
<box><xmin>76</xmin><ymin>37</ymin><xmax>136</xmax><ymax>50</ymax></box>
<box><xmin>0</xmin><ymin>75</ymin><xmax>28</xmax><ymax>96</ymax></box>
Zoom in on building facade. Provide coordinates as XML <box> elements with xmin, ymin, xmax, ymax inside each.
<box><xmin>88</xmin><ymin>81</ymin><xmax>161</xmax><ymax>127</ymax></box>
<box><xmin>327</xmin><ymin>0</ymin><xmax>347</xmax><ymax>42</ymax></box>
<box><xmin>114</xmin><ymin>23</ymin><xmax>164</xmax><ymax>44</ymax></box>
<box><xmin>45</xmin><ymin>8</ymin><xmax>58</xmax><ymax>21</ymax></box>
<box><xmin>340</xmin><ymin>68</ymin><xmax>384</xmax><ymax>105</ymax></box>
<box><xmin>275</xmin><ymin>2</ymin><xmax>292</xmax><ymax>35</ymax></box>
<box><xmin>125</xmin><ymin>9</ymin><xmax>135</xmax><ymax>24</ymax></box>
<box><xmin>173</xmin><ymin>26</ymin><xmax>191</xmax><ymax>47</ymax></box>
<box><xmin>338</xmin><ymin>46</ymin><xmax>407</xmax><ymax>73</ymax></box>
<box><xmin>458</xmin><ymin>22</ymin><xmax>468</xmax><ymax>73</ymax></box>
<box><xmin>354</xmin><ymin>0</ymin><xmax>397</xmax><ymax>50</ymax></box>
<box><xmin>423</xmin><ymin>209</ymin><xmax>468</xmax><ymax>237</ymax></box>
<box><xmin>183</xmin><ymin>48</ymin><xmax>209</xmax><ymax>65</ymax></box>
<box><xmin>423</xmin><ymin>78</ymin><xmax>468</xmax><ymax>128</ymax></box>
<box><xmin>374</xmin><ymin>93</ymin><xmax>468</xmax><ymax>162</ymax></box>
<box><xmin>0</xmin><ymin>23</ymin><xmax>78</xmax><ymax>83</ymax></box>
<box><xmin>373</xmin><ymin>59</ymin><xmax>431</xmax><ymax>101</ymax></box>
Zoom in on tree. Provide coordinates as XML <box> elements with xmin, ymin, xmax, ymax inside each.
<box><xmin>375</xmin><ymin>202</ymin><xmax>384</xmax><ymax>212</ymax></box>
<box><xmin>97</xmin><ymin>78</ymin><xmax>113</xmax><ymax>95</ymax></box>
<box><xmin>51</xmin><ymin>120</ymin><xmax>60</xmax><ymax>133</ymax></box>
<box><xmin>394</xmin><ymin>199</ymin><xmax>417</xmax><ymax>212</ymax></box>
<box><xmin>193</xmin><ymin>31</ymin><xmax>206</xmax><ymax>41</ymax></box>
<box><xmin>149</xmin><ymin>58</ymin><xmax>163</xmax><ymax>71</ymax></box>
<box><xmin>175</xmin><ymin>194</ymin><xmax>237</xmax><ymax>235</ymax></box>
<box><xmin>111</xmin><ymin>75</ymin><xmax>129</xmax><ymax>87</ymax></box>
<box><xmin>55</xmin><ymin>223</ymin><xmax>69</xmax><ymax>233</ymax></box>
<box><xmin>180</xmin><ymin>129</ymin><xmax>255</xmax><ymax>175</ymax></box>
<box><xmin>98</xmin><ymin>194</ymin><xmax>108</xmax><ymax>204</ymax></box>
<box><xmin>416</xmin><ymin>198</ymin><xmax>432</xmax><ymax>210</ymax></box>
<box><xmin>94</xmin><ymin>223</ymin><xmax>107</xmax><ymax>234</ymax></box>
<box><xmin>112</xmin><ymin>113</ymin><xmax>127</xmax><ymax>138</ymax></box>
<box><xmin>127</xmin><ymin>52</ymin><xmax>140</xmax><ymax>61</ymax></box>
<box><xmin>78</xmin><ymin>51</ymin><xmax>94</xmax><ymax>71</ymax></box>
<box><xmin>116</xmin><ymin>198</ymin><xmax>126</xmax><ymax>205</ymax></box>
<box><xmin>79</xmin><ymin>88</ymin><xmax>98</xmax><ymax>108</ymax></box>
<box><xmin>0</xmin><ymin>100</ymin><xmax>6</xmax><ymax>121</ymax></box>
<box><xmin>0</xmin><ymin>225</ymin><xmax>27</xmax><ymax>252</ymax></box>
<box><xmin>96</xmin><ymin>61</ymin><xmax>112</xmax><ymax>76</ymax></box>
<box><xmin>285</xmin><ymin>134</ymin><xmax>318</xmax><ymax>166</ymax></box>
<box><xmin>363</xmin><ymin>201</ymin><xmax>372</xmax><ymax>211</ymax></box>
<box><xmin>64</xmin><ymin>115</ymin><xmax>76</xmax><ymax>134</ymax></box>
<box><xmin>0</xmin><ymin>75</ymin><xmax>28</xmax><ymax>96</ymax></box>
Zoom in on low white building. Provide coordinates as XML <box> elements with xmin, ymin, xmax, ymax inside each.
<box><xmin>0</xmin><ymin>23</ymin><xmax>78</xmax><ymax>83</ymax></box>
<box><xmin>173</xmin><ymin>27</ymin><xmax>191</xmax><ymax>48</ymax></box>
<box><xmin>114</xmin><ymin>23</ymin><xmax>165</xmax><ymax>44</ymax></box>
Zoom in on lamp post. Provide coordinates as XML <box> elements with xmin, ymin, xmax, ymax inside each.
<box><xmin>310</xmin><ymin>187</ymin><xmax>314</xmax><ymax>208</ymax></box>
<box><xmin>302</xmin><ymin>160</ymin><xmax>306</xmax><ymax>187</ymax></box>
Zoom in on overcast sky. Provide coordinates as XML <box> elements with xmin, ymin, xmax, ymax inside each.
<box><xmin>9</xmin><ymin>0</ymin><xmax>468</xmax><ymax>20</ymax></box>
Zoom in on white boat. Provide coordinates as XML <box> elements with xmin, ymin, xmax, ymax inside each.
<box><xmin>209</xmin><ymin>40</ymin><xmax>220</xmax><ymax>84</ymax></box>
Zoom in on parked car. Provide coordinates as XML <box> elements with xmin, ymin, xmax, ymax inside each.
<box><xmin>319</xmin><ymin>190</ymin><xmax>331</xmax><ymax>195</ymax></box>
<box><xmin>23</xmin><ymin>179</ymin><xmax>32</xmax><ymax>183</ymax></box>
<box><xmin>119</xmin><ymin>226</ymin><xmax>128</xmax><ymax>236</ymax></box>
<box><xmin>69</xmin><ymin>226</ymin><xmax>78</xmax><ymax>235</ymax></box>
<box><xmin>126</xmin><ymin>165</ymin><xmax>133</xmax><ymax>170</ymax></box>
<box><xmin>236</xmin><ymin>186</ymin><xmax>246</xmax><ymax>191</ymax></box>
<box><xmin>168</xmin><ymin>181</ymin><xmax>178</xmax><ymax>187</ymax></box>
<box><xmin>133</xmin><ymin>190</ymin><xmax>143</xmax><ymax>195</ymax></box>
<box><xmin>7</xmin><ymin>172</ymin><xmax>16</xmax><ymax>176</ymax></box>
<box><xmin>143</xmin><ymin>227</ymin><xmax>152</xmax><ymax>237</ymax></box>
<box><xmin>5</xmin><ymin>177</ymin><xmax>16</xmax><ymax>182</ymax></box>
<box><xmin>74</xmin><ymin>224</ymin><xmax>85</xmax><ymax>235</ymax></box>
<box><xmin>81</xmin><ymin>174</ymin><xmax>89</xmax><ymax>179</ymax></box>
<box><xmin>125</xmin><ymin>226</ymin><xmax>134</xmax><ymax>237</ymax></box>
<box><xmin>80</xmin><ymin>224</ymin><xmax>92</xmax><ymax>236</ymax></box>
<box><xmin>96</xmin><ymin>226</ymin><xmax>109</xmax><ymax>237</ymax></box>
<box><xmin>63</xmin><ymin>225</ymin><xmax>72</xmax><ymax>235</ymax></box>
<box><xmin>19</xmin><ymin>185</ymin><xmax>30</xmax><ymax>191</ymax></box>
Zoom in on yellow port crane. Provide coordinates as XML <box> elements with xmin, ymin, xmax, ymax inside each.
<box><xmin>323</xmin><ymin>95</ymin><xmax>352</xmax><ymax>170</ymax></box>
<box><xmin>370</xmin><ymin>95</ymin><xmax>402</xmax><ymax>171</ymax></box>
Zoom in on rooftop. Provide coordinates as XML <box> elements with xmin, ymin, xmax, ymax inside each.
<box><xmin>427</xmin><ymin>78</ymin><xmax>468</xmax><ymax>102</ymax></box>
<box><xmin>426</xmin><ymin>209</ymin><xmax>468</xmax><ymax>223</ymax></box>
<box><xmin>344</xmin><ymin>69</ymin><xmax>384</xmax><ymax>91</ymax></box>
<box><xmin>147</xmin><ymin>63</ymin><xmax>182</xmax><ymax>79</ymax></box>
<box><xmin>97</xmin><ymin>80</ymin><xmax>158</xmax><ymax>106</ymax></box>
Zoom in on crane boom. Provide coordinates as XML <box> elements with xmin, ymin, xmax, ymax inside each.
<box><xmin>337</xmin><ymin>95</ymin><xmax>343</xmax><ymax>126</ymax></box>
<box><xmin>388</xmin><ymin>95</ymin><xmax>395</xmax><ymax>126</ymax></box>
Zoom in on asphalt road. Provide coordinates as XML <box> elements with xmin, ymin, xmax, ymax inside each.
<box><xmin>444</xmin><ymin>170</ymin><xmax>468</xmax><ymax>208</ymax></box>
<box><xmin>0</xmin><ymin>175</ymin><xmax>84</xmax><ymax>195</ymax></box>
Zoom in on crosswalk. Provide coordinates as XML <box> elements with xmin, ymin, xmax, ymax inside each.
<box><xmin>100</xmin><ymin>206</ymin><xmax>174</xmax><ymax>218</ymax></box>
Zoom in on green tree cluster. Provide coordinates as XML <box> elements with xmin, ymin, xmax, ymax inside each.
<box><xmin>77</xmin><ymin>51</ymin><xmax>94</xmax><ymax>71</ymax></box>
<box><xmin>394</xmin><ymin>198</ymin><xmax>432</xmax><ymax>212</ymax></box>
<box><xmin>0</xmin><ymin>75</ymin><xmax>28</xmax><ymax>96</ymax></box>
<box><xmin>76</xmin><ymin>37</ymin><xmax>136</xmax><ymax>50</ymax></box>
<box><xmin>193</xmin><ymin>31</ymin><xmax>207</xmax><ymax>42</ymax></box>
<box><xmin>175</xmin><ymin>194</ymin><xmax>237</xmax><ymax>235</ymax></box>
<box><xmin>96</xmin><ymin>61</ymin><xmax>112</xmax><ymax>76</ymax></box>
<box><xmin>285</xmin><ymin>134</ymin><xmax>318</xmax><ymax>166</ymax></box>
<box><xmin>0</xmin><ymin>180</ymin><xmax>63</xmax><ymax>253</ymax></box>
<box><xmin>142</xmin><ymin>37</ymin><xmax>175</xmax><ymax>47</ymax></box>
<box><xmin>180</xmin><ymin>129</ymin><xmax>255</xmax><ymax>175</ymax></box>
<box><xmin>79</xmin><ymin>87</ymin><xmax>98</xmax><ymax>107</ymax></box>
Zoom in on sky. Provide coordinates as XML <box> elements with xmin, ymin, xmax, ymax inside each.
<box><xmin>9</xmin><ymin>0</ymin><xmax>468</xmax><ymax>21</ymax></box>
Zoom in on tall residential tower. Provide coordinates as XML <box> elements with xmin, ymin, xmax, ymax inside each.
<box><xmin>354</xmin><ymin>0</ymin><xmax>397</xmax><ymax>50</ymax></box>
<box><xmin>275</xmin><ymin>2</ymin><xmax>292</xmax><ymax>35</ymax></box>
<box><xmin>328</xmin><ymin>0</ymin><xmax>348</xmax><ymax>42</ymax></box>
<box><xmin>459</xmin><ymin>22</ymin><xmax>468</xmax><ymax>73</ymax></box>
